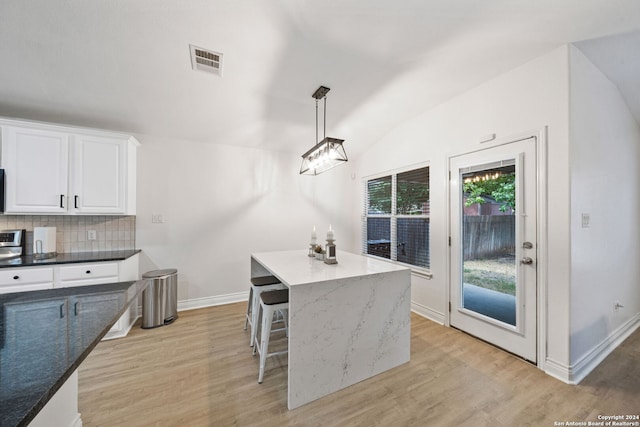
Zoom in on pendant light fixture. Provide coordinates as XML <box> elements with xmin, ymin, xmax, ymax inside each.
<box><xmin>299</xmin><ymin>86</ymin><xmax>348</xmax><ymax>175</ymax></box>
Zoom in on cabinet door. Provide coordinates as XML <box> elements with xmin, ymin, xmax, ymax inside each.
<box><xmin>70</xmin><ymin>292</ymin><xmax>124</xmax><ymax>349</ymax></box>
<box><xmin>0</xmin><ymin>298</ymin><xmax>68</xmax><ymax>393</ymax></box>
<box><xmin>1</xmin><ymin>126</ymin><xmax>69</xmax><ymax>213</ymax></box>
<box><xmin>72</xmin><ymin>134</ymin><xmax>126</xmax><ymax>214</ymax></box>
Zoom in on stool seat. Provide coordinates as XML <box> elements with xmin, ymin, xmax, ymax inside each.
<box><xmin>260</xmin><ymin>289</ymin><xmax>289</xmax><ymax>305</ymax></box>
<box><xmin>251</xmin><ymin>275</ymin><xmax>280</xmax><ymax>286</ymax></box>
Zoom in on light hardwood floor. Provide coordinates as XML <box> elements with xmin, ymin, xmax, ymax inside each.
<box><xmin>78</xmin><ymin>303</ymin><xmax>640</xmax><ymax>426</ymax></box>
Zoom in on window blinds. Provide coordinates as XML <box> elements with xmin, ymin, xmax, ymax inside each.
<box><xmin>363</xmin><ymin>166</ymin><xmax>430</xmax><ymax>269</ymax></box>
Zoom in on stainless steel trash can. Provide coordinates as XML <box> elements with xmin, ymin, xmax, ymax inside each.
<box><xmin>141</xmin><ymin>268</ymin><xmax>178</xmax><ymax>329</ymax></box>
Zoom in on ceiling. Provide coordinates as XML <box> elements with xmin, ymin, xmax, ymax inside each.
<box><xmin>1</xmin><ymin>1</ymin><xmax>639</xmax><ymax>157</ymax></box>
<box><xmin>575</xmin><ymin>31</ymin><xmax>640</xmax><ymax>125</ymax></box>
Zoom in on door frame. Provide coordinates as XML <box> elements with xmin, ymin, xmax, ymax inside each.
<box><xmin>445</xmin><ymin>127</ymin><xmax>548</xmax><ymax>368</ymax></box>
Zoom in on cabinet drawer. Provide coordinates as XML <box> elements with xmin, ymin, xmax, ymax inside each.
<box><xmin>0</xmin><ymin>267</ymin><xmax>54</xmax><ymax>294</ymax></box>
<box><xmin>58</xmin><ymin>262</ymin><xmax>119</xmax><ymax>288</ymax></box>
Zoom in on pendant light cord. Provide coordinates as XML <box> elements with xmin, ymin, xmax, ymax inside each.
<box><xmin>315</xmin><ymin>96</ymin><xmax>327</xmax><ymax>145</ymax></box>
<box><xmin>323</xmin><ymin>96</ymin><xmax>327</xmax><ymax>140</ymax></box>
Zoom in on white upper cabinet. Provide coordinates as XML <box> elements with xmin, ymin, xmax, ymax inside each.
<box><xmin>2</xmin><ymin>126</ymin><xmax>70</xmax><ymax>213</ymax></box>
<box><xmin>72</xmin><ymin>134</ymin><xmax>127</xmax><ymax>214</ymax></box>
<box><xmin>0</xmin><ymin>118</ymin><xmax>138</xmax><ymax>215</ymax></box>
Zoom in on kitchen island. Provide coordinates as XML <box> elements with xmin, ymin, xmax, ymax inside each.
<box><xmin>0</xmin><ymin>280</ymin><xmax>146</xmax><ymax>427</ymax></box>
<box><xmin>251</xmin><ymin>250</ymin><xmax>411</xmax><ymax>409</ymax></box>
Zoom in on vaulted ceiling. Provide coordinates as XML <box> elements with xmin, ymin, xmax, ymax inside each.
<box><xmin>1</xmin><ymin>1</ymin><xmax>639</xmax><ymax>157</ymax></box>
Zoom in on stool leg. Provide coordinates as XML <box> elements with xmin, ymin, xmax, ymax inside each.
<box><xmin>243</xmin><ymin>287</ymin><xmax>253</xmax><ymax>330</ymax></box>
<box><xmin>252</xmin><ymin>303</ymin><xmax>262</xmax><ymax>356</ymax></box>
<box><xmin>258</xmin><ymin>305</ymin><xmax>273</xmax><ymax>384</ymax></box>
<box><xmin>283</xmin><ymin>309</ymin><xmax>289</xmax><ymax>337</ymax></box>
<box><xmin>250</xmin><ymin>289</ymin><xmax>261</xmax><ymax>347</ymax></box>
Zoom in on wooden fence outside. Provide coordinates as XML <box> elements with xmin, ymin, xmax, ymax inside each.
<box><xmin>463</xmin><ymin>215</ymin><xmax>515</xmax><ymax>260</ymax></box>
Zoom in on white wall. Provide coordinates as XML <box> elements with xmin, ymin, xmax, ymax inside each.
<box><xmin>135</xmin><ymin>134</ymin><xmax>358</xmax><ymax>306</ymax></box>
<box><xmin>130</xmin><ymin>43</ymin><xmax>640</xmax><ymax>384</ymax></box>
<box><xmin>569</xmin><ymin>46</ymin><xmax>640</xmax><ymax>371</ymax></box>
<box><xmin>351</xmin><ymin>46</ymin><xmax>572</xmax><ymax>372</ymax></box>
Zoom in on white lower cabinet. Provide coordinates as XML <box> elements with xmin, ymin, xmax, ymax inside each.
<box><xmin>0</xmin><ymin>253</ymin><xmax>140</xmax><ymax>340</ymax></box>
<box><xmin>0</xmin><ymin>267</ymin><xmax>54</xmax><ymax>293</ymax></box>
<box><xmin>58</xmin><ymin>262</ymin><xmax>119</xmax><ymax>288</ymax></box>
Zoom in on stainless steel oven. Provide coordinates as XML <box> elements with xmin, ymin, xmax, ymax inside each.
<box><xmin>0</xmin><ymin>229</ymin><xmax>26</xmax><ymax>260</ymax></box>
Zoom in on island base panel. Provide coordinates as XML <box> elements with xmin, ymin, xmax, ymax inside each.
<box><xmin>288</xmin><ymin>270</ymin><xmax>411</xmax><ymax>409</ymax></box>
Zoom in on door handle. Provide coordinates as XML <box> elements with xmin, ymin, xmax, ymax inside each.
<box><xmin>521</xmin><ymin>257</ymin><xmax>534</xmax><ymax>265</ymax></box>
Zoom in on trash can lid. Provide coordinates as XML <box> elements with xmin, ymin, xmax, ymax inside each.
<box><xmin>142</xmin><ymin>268</ymin><xmax>178</xmax><ymax>278</ymax></box>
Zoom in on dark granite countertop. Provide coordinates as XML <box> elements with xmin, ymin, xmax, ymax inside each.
<box><xmin>0</xmin><ymin>249</ymin><xmax>141</xmax><ymax>269</ymax></box>
<box><xmin>0</xmin><ymin>279</ymin><xmax>147</xmax><ymax>427</ymax></box>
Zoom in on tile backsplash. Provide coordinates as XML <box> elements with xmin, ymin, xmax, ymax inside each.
<box><xmin>0</xmin><ymin>215</ymin><xmax>136</xmax><ymax>254</ymax></box>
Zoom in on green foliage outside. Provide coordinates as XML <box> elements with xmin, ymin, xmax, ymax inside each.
<box><xmin>463</xmin><ymin>172</ymin><xmax>516</xmax><ymax>213</ymax></box>
<box><xmin>367</xmin><ymin>177</ymin><xmax>392</xmax><ymax>213</ymax></box>
<box><xmin>367</xmin><ymin>177</ymin><xmax>429</xmax><ymax>215</ymax></box>
<box><xmin>397</xmin><ymin>181</ymin><xmax>429</xmax><ymax>214</ymax></box>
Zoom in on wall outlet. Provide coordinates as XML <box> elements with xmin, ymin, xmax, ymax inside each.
<box><xmin>152</xmin><ymin>213</ymin><xmax>165</xmax><ymax>224</ymax></box>
<box><xmin>581</xmin><ymin>213</ymin><xmax>590</xmax><ymax>228</ymax></box>
<box><xmin>87</xmin><ymin>230</ymin><xmax>97</xmax><ymax>241</ymax></box>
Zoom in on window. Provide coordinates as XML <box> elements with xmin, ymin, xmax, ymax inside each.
<box><xmin>363</xmin><ymin>165</ymin><xmax>430</xmax><ymax>270</ymax></box>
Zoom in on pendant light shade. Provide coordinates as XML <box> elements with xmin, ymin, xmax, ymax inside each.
<box><xmin>300</xmin><ymin>86</ymin><xmax>348</xmax><ymax>175</ymax></box>
<box><xmin>299</xmin><ymin>137</ymin><xmax>348</xmax><ymax>175</ymax></box>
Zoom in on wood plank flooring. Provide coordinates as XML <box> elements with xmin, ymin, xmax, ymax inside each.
<box><xmin>78</xmin><ymin>303</ymin><xmax>640</xmax><ymax>426</ymax></box>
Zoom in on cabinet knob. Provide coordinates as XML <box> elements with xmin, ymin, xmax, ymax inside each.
<box><xmin>13</xmin><ymin>275</ymin><xmax>19</xmax><ymax>280</ymax></box>
<box><xmin>86</xmin><ymin>270</ymin><xmax>91</xmax><ymax>274</ymax></box>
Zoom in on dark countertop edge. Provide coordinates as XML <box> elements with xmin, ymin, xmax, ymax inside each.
<box><xmin>0</xmin><ymin>249</ymin><xmax>141</xmax><ymax>269</ymax></box>
<box><xmin>15</xmin><ymin>279</ymin><xmax>148</xmax><ymax>427</ymax></box>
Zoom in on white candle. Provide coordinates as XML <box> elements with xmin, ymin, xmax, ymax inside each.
<box><xmin>311</xmin><ymin>226</ymin><xmax>317</xmax><ymax>244</ymax></box>
<box><xmin>327</xmin><ymin>224</ymin><xmax>334</xmax><ymax>241</ymax></box>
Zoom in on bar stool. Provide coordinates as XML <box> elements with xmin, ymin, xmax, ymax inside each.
<box><xmin>244</xmin><ymin>275</ymin><xmax>284</xmax><ymax>347</ymax></box>
<box><xmin>253</xmin><ymin>288</ymin><xmax>289</xmax><ymax>384</ymax></box>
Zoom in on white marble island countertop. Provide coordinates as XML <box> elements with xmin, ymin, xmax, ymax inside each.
<box><xmin>251</xmin><ymin>249</ymin><xmax>409</xmax><ymax>287</ymax></box>
<box><xmin>250</xmin><ymin>249</ymin><xmax>412</xmax><ymax>409</ymax></box>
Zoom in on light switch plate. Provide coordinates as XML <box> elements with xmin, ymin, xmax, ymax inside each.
<box><xmin>581</xmin><ymin>213</ymin><xmax>590</xmax><ymax>228</ymax></box>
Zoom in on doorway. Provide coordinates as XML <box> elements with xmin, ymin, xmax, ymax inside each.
<box><xmin>449</xmin><ymin>137</ymin><xmax>537</xmax><ymax>362</ymax></box>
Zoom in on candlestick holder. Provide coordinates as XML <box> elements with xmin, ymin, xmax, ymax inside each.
<box><xmin>308</xmin><ymin>243</ymin><xmax>317</xmax><ymax>257</ymax></box>
<box><xmin>324</xmin><ymin>239</ymin><xmax>337</xmax><ymax>264</ymax></box>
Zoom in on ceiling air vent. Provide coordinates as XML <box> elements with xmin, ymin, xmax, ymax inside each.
<box><xmin>190</xmin><ymin>45</ymin><xmax>223</xmax><ymax>76</ymax></box>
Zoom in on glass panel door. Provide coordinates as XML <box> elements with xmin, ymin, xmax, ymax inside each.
<box><xmin>449</xmin><ymin>137</ymin><xmax>537</xmax><ymax>362</ymax></box>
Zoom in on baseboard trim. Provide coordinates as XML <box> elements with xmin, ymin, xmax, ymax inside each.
<box><xmin>104</xmin><ymin>314</ymin><xmax>141</xmax><ymax>340</ymax></box>
<box><xmin>545</xmin><ymin>312</ymin><xmax>640</xmax><ymax>384</ymax></box>
<box><xmin>72</xmin><ymin>413</ymin><xmax>83</xmax><ymax>427</ymax></box>
<box><xmin>543</xmin><ymin>357</ymin><xmax>573</xmax><ymax>384</ymax></box>
<box><xmin>178</xmin><ymin>291</ymin><xmax>249</xmax><ymax>312</ymax></box>
<box><xmin>411</xmin><ymin>301</ymin><xmax>445</xmax><ymax>325</ymax></box>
